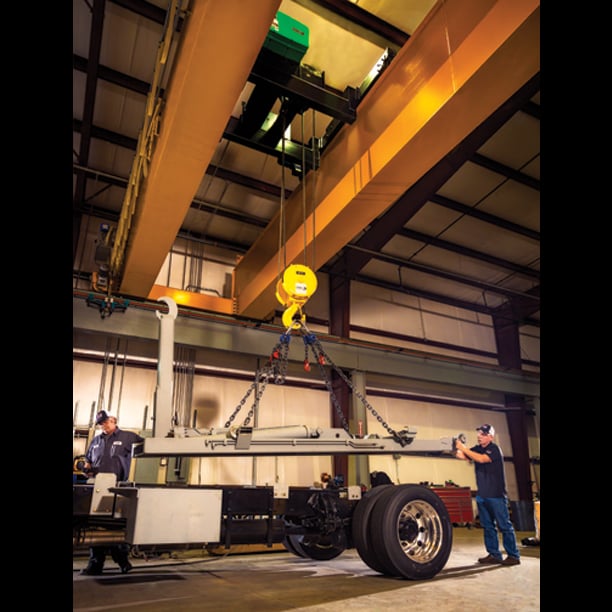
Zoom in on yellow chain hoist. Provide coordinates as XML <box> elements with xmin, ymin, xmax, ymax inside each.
<box><xmin>275</xmin><ymin>264</ymin><xmax>318</xmax><ymax>329</ymax></box>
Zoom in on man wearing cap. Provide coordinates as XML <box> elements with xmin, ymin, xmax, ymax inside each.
<box><xmin>80</xmin><ymin>410</ymin><xmax>144</xmax><ymax>575</ymax></box>
<box><xmin>455</xmin><ymin>424</ymin><xmax>521</xmax><ymax>566</ymax></box>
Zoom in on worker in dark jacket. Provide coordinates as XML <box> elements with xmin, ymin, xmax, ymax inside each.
<box><xmin>80</xmin><ymin>410</ymin><xmax>144</xmax><ymax>575</ymax></box>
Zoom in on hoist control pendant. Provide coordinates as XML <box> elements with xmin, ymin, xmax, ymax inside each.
<box><xmin>275</xmin><ymin>264</ymin><xmax>318</xmax><ymax>329</ymax></box>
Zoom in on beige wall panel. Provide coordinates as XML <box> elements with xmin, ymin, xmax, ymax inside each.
<box><xmin>351</xmin><ymin>281</ymin><xmax>496</xmax><ymax>356</ymax></box>
<box><xmin>73</xmin><ymin>360</ymin><xmax>157</xmax><ymax>431</ymax></box>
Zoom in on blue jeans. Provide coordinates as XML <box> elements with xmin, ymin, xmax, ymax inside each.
<box><xmin>476</xmin><ymin>495</ymin><xmax>520</xmax><ymax>559</ymax></box>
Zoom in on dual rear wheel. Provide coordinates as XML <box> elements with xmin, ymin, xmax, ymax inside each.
<box><xmin>351</xmin><ymin>484</ymin><xmax>453</xmax><ymax>579</ymax></box>
<box><xmin>282</xmin><ymin>484</ymin><xmax>452</xmax><ymax>580</ymax></box>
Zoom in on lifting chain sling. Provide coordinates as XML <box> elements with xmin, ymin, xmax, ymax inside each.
<box><xmin>225</xmin><ymin>111</ymin><xmax>411</xmax><ymax>444</ymax></box>
<box><xmin>223</xmin><ymin>320</ymin><xmax>410</xmax><ymax>446</ymax></box>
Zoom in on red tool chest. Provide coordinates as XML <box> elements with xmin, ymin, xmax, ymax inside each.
<box><xmin>430</xmin><ymin>486</ymin><xmax>474</xmax><ymax>527</ymax></box>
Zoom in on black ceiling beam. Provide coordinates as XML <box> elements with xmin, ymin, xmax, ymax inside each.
<box><xmin>73</xmin><ymin>195</ymin><xmax>252</xmax><ymax>255</ymax></box>
<box><xmin>73</xmin><ymin>0</ymin><xmax>106</xmax><ymax>262</ymax></box>
<box><xmin>188</xmin><ymin>200</ymin><xmax>268</xmax><ymax>228</ymax></box>
<box><xmin>397</xmin><ymin>228</ymin><xmax>540</xmax><ymax>280</ymax></box>
<box><xmin>72</xmin><ymin>165</ymin><xmax>128</xmax><ymax>190</ymax></box>
<box><xmin>74</xmin><ymin>192</ymin><xmax>266</xmax><ymax>234</ymax></box>
<box><xmin>205</xmin><ymin>164</ymin><xmax>291</xmax><ymax>200</ymax></box>
<box><xmin>174</xmin><ymin>230</ymin><xmax>251</xmax><ymax>255</ymax></box>
<box><xmin>73</xmin><ymin>164</ymin><xmax>272</xmax><ymax>229</ymax></box>
<box><xmin>430</xmin><ymin>193</ymin><xmax>540</xmax><ymax>242</ymax></box>
<box><xmin>71</xmin><ymin>117</ymin><xmax>288</xmax><ymax>202</ymax></box>
<box><xmin>73</xmin><ymin>0</ymin><xmax>106</xmax><ymax>212</ymax></box>
<box><xmin>522</xmin><ymin>99</ymin><xmax>540</xmax><ymax>120</ymax></box>
<box><xmin>349</xmin><ymin>325</ymin><xmax>499</xmax><ymax>362</ymax></box>
<box><xmin>73</xmin><ymin>118</ymin><xmax>138</xmax><ymax>151</ymax></box>
<box><xmin>470</xmin><ymin>152</ymin><xmax>540</xmax><ymax>191</ymax></box>
<box><xmin>73</xmin><ymin>54</ymin><xmax>152</xmax><ymax>95</ymax></box>
<box><xmin>74</xmin><ymin>203</ymin><xmax>121</xmax><ymax>224</ymax></box>
<box><xmin>327</xmin><ymin>73</ymin><xmax>541</xmax><ymax>280</ymax></box>
<box><xmin>346</xmin><ymin>244</ymin><xmax>540</xmax><ymax>303</ymax></box>
<box><xmin>110</xmin><ymin>0</ymin><xmax>166</xmax><ymax>24</ymax></box>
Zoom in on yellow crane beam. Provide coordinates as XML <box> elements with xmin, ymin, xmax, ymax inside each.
<box><xmin>232</xmin><ymin>0</ymin><xmax>540</xmax><ymax>319</ymax></box>
<box><xmin>116</xmin><ymin>0</ymin><xmax>282</xmax><ymax>299</ymax></box>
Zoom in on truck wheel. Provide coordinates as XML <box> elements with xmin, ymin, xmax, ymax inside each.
<box><xmin>369</xmin><ymin>484</ymin><xmax>453</xmax><ymax>580</ymax></box>
<box><xmin>351</xmin><ymin>484</ymin><xmax>393</xmax><ymax>573</ymax></box>
<box><xmin>283</xmin><ymin>534</ymin><xmax>309</xmax><ymax>558</ymax></box>
<box><xmin>284</xmin><ymin>531</ymin><xmax>346</xmax><ymax>560</ymax></box>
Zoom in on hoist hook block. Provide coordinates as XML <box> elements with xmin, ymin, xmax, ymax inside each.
<box><xmin>276</xmin><ymin>264</ymin><xmax>318</xmax><ymax>329</ymax></box>
<box><xmin>275</xmin><ymin>264</ymin><xmax>318</xmax><ymax>305</ymax></box>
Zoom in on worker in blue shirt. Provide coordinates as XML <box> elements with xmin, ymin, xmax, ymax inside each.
<box><xmin>455</xmin><ymin>423</ymin><xmax>521</xmax><ymax>566</ymax></box>
<box><xmin>80</xmin><ymin>410</ymin><xmax>144</xmax><ymax>575</ymax></box>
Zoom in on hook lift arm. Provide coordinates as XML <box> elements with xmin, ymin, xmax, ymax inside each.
<box><xmin>133</xmin><ymin>292</ymin><xmax>463</xmax><ymax>459</ymax></box>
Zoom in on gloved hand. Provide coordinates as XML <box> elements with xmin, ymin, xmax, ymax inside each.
<box><xmin>73</xmin><ymin>456</ymin><xmax>92</xmax><ymax>474</ymax></box>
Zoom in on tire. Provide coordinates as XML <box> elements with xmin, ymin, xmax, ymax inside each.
<box><xmin>283</xmin><ymin>534</ymin><xmax>309</xmax><ymax>558</ymax></box>
<box><xmin>369</xmin><ymin>484</ymin><xmax>453</xmax><ymax>580</ymax></box>
<box><xmin>351</xmin><ymin>484</ymin><xmax>393</xmax><ymax>573</ymax></box>
<box><xmin>284</xmin><ymin>531</ymin><xmax>347</xmax><ymax>561</ymax></box>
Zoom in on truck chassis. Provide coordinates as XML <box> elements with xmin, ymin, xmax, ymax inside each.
<box><xmin>74</xmin><ymin>479</ymin><xmax>454</xmax><ymax>580</ymax></box>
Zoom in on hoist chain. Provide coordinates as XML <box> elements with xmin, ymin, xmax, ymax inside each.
<box><xmin>222</xmin><ymin>322</ymin><xmax>406</xmax><ymax>445</ymax></box>
<box><xmin>223</xmin><ymin>367</ymin><xmax>269</xmax><ymax>428</ymax></box>
<box><xmin>302</xmin><ymin>333</ymin><xmax>350</xmax><ymax>434</ymax></box>
<box><xmin>223</xmin><ymin>334</ymin><xmax>291</xmax><ymax>428</ymax></box>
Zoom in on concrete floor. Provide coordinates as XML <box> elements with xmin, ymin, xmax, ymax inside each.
<box><xmin>73</xmin><ymin>528</ymin><xmax>540</xmax><ymax>611</ymax></box>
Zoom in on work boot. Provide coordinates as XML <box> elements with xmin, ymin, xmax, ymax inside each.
<box><xmin>501</xmin><ymin>556</ymin><xmax>521</xmax><ymax>566</ymax></box>
<box><xmin>477</xmin><ymin>554</ymin><xmax>503</xmax><ymax>564</ymax></box>
<box><xmin>110</xmin><ymin>544</ymin><xmax>132</xmax><ymax>573</ymax></box>
<box><xmin>80</xmin><ymin>562</ymin><xmax>103</xmax><ymax>575</ymax></box>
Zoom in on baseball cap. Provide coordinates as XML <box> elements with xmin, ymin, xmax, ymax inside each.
<box><xmin>95</xmin><ymin>410</ymin><xmax>111</xmax><ymax>425</ymax></box>
<box><xmin>476</xmin><ymin>424</ymin><xmax>495</xmax><ymax>436</ymax></box>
